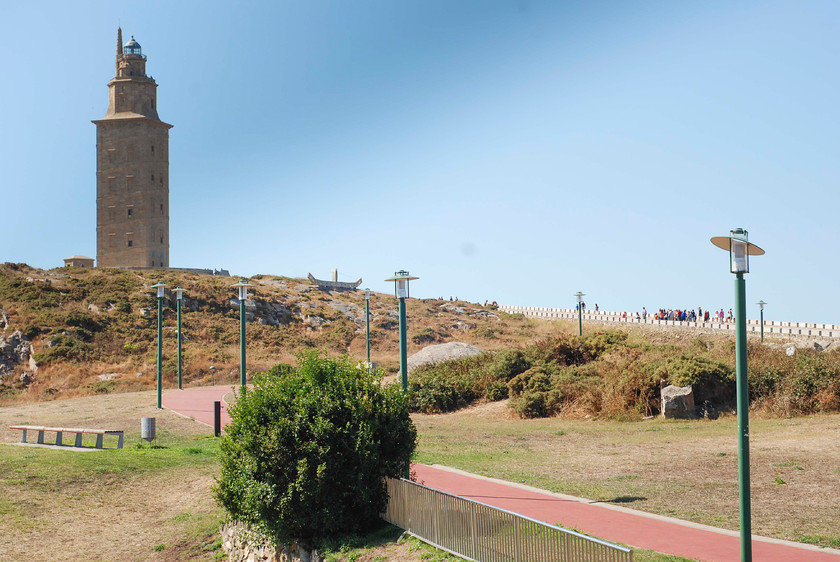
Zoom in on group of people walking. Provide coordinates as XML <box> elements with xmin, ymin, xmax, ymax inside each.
<box><xmin>651</xmin><ymin>307</ymin><xmax>733</xmax><ymax>322</ymax></box>
<box><xmin>576</xmin><ymin>305</ymin><xmax>737</xmax><ymax>323</ymax></box>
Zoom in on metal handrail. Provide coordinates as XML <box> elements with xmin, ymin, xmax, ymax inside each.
<box><xmin>383</xmin><ymin>477</ymin><xmax>633</xmax><ymax>562</ymax></box>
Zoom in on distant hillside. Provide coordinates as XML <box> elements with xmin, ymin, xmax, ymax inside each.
<box><xmin>0</xmin><ymin>263</ymin><xmax>539</xmax><ymax>404</ymax></box>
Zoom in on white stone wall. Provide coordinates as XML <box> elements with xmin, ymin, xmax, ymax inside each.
<box><xmin>499</xmin><ymin>305</ymin><xmax>840</xmax><ymax>339</ymax></box>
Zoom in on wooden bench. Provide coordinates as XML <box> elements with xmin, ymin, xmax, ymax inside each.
<box><xmin>9</xmin><ymin>425</ymin><xmax>124</xmax><ymax>449</ymax></box>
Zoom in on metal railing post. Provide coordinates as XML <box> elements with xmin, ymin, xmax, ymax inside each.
<box><xmin>470</xmin><ymin>501</ymin><xmax>477</xmax><ymax>560</ymax></box>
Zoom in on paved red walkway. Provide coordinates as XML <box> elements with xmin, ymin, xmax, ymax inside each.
<box><xmin>164</xmin><ymin>386</ymin><xmax>840</xmax><ymax>561</ymax></box>
<box><xmin>162</xmin><ymin>385</ymin><xmax>233</xmax><ymax>427</ymax></box>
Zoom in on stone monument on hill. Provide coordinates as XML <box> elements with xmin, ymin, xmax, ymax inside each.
<box><xmin>93</xmin><ymin>28</ymin><xmax>172</xmax><ymax>269</ymax></box>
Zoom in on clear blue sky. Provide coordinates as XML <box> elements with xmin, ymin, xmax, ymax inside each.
<box><xmin>2</xmin><ymin>1</ymin><xmax>838</xmax><ymax>324</ymax></box>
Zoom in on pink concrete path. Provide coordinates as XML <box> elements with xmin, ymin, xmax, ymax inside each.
<box><xmin>162</xmin><ymin>385</ymin><xmax>234</xmax><ymax>427</ymax></box>
<box><xmin>165</xmin><ymin>386</ymin><xmax>840</xmax><ymax>561</ymax></box>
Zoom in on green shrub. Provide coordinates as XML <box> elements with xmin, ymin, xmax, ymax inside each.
<box><xmin>408</xmin><ymin>354</ymin><xmax>496</xmax><ymax>413</ymax></box>
<box><xmin>64</xmin><ymin>310</ymin><xmax>101</xmax><ymax>332</ymax></box>
<box><xmin>489</xmin><ymin>349</ymin><xmax>530</xmax><ymax>382</ymax></box>
<box><xmin>33</xmin><ymin>333</ymin><xmax>92</xmax><ymax>363</ymax></box>
<box><xmin>264</xmin><ymin>362</ymin><xmax>294</xmax><ymax>377</ymax></box>
<box><xmin>408</xmin><ymin>362</ymin><xmax>478</xmax><ymax>413</ymax></box>
<box><xmin>214</xmin><ymin>351</ymin><xmax>416</xmax><ymax>546</ymax></box>
<box><xmin>645</xmin><ymin>353</ymin><xmax>734</xmax><ymax>406</ymax></box>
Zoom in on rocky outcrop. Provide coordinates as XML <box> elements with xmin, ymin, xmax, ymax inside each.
<box><xmin>220</xmin><ymin>521</ymin><xmax>324</xmax><ymax>562</ymax></box>
<box><xmin>408</xmin><ymin>342</ymin><xmax>486</xmax><ymax>374</ymax></box>
<box><xmin>661</xmin><ymin>385</ymin><xmax>695</xmax><ymax>419</ymax></box>
<box><xmin>0</xmin><ymin>330</ymin><xmax>35</xmax><ymax>384</ymax></box>
<box><xmin>328</xmin><ymin>300</ymin><xmax>364</xmax><ymax>323</ymax></box>
<box><xmin>256</xmin><ymin>301</ymin><xmax>293</xmax><ymax>327</ymax></box>
<box><xmin>303</xmin><ymin>315</ymin><xmax>325</xmax><ymax>330</ymax></box>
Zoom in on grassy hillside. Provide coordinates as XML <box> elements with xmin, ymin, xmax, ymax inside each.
<box><xmin>0</xmin><ymin>263</ymin><xmax>537</xmax><ymax>404</ymax></box>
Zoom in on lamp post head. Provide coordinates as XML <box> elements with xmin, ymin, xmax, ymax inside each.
<box><xmin>151</xmin><ymin>282</ymin><xmax>167</xmax><ymax>298</ymax></box>
<box><xmin>574</xmin><ymin>291</ymin><xmax>585</xmax><ymax>304</ymax></box>
<box><xmin>711</xmin><ymin>228</ymin><xmax>765</xmax><ymax>274</ymax></box>
<box><xmin>174</xmin><ymin>286</ymin><xmax>186</xmax><ymax>300</ymax></box>
<box><xmin>384</xmin><ymin>270</ymin><xmax>419</xmax><ymax>299</ymax></box>
<box><xmin>232</xmin><ymin>279</ymin><xmax>254</xmax><ymax>301</ymax></box>
<box><xmin>365</xmin><ymin>287</ymin><xmax>371</xmax><ymax>301</ymax></box>
<box><xmin>757</xmin><ymin>300</ymin><xmax>767</xmax><ymax>310</ymax></box>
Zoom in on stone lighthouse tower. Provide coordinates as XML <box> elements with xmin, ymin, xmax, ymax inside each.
<box><xmin>93</xmin><ymin>28</ymin><xmax>172</xmax><ymax>268</ymax></box>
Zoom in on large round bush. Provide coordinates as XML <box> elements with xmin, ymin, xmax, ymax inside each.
<box><xmin>213</xmin><ymin>351</ymin><xmax>417</xmax><ymax>545</ymax></box>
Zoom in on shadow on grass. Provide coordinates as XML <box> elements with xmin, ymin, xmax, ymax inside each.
<box><xmin>318</xmin><ymin>522</ymin><xmax>404</xmax><ymax>553</ymax></box>
<box><xmin>606</xmin><ymin>495</ymin><xmax>647</xmax><ymax>504</ymax></box>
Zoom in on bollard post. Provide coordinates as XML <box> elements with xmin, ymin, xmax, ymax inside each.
<box><xmin>214</xmin><ymin>401</ymin><xmax>221</xmax><ymax>438</ymax></box>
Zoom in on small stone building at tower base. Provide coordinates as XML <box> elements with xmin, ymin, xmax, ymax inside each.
<box><xmin>63</xmin><ymin>256</ymin><xmax>95</xmax><ymax>268</ymax></box>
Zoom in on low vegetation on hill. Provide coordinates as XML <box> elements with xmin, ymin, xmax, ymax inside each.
<box><xmin>409</xmin><ymin>330</ymin><xmax>840</xmax><ymax>418</ymax></box>
<box><xmin>3</xmin><ymin>262</ymin><xmax>838</xmax><ymax>420</ymax></box>
<box><xmin>0</xmin><ymin>263</ymin><xmax>528</xmax><ymax>405</ymax></box>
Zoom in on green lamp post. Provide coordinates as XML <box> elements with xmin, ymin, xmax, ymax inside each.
<box><xmin>757</xmin><ymin>301</ymin><xmax>767</xmax><ymax>342</ymax></box>
<box><xmin>365</xmin><ymin>288</ymin><xmax>372</xmax><ymax>367</ymax></box>
<box><xmin>174</xmin><ymin>287</ymin><xmax>186</xmax><ymax>390</ymax></box>
<box><xmin>233</xmin><ymin>279</ymin><xmax>253</xmax><ymax>390</ymax></box>
<box><xmin>151</xmin><ymin>282</ymin><xmax>167</xmax><ymax>409</ymax></box>
<box><xmin>574</xmin><ymin>291</ymin><xmax>585</xmax><ymax>336</ymax></box>
<box><xmin>711</xmin><ymin>228</ymin><xmax>765</xmax><ymax>562</ymax></box>
<box><xmin>385</xmin><ymin>271</ymin><xmax>419</xmax><ymax>393</ymax></box>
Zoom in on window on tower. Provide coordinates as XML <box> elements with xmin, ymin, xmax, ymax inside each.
<box><xmin>151</xmin><ymin>174</ymin><xmax>154</xmax><ymax>182</ymax></box>
<box><xmin>128</xmin><ymin>240</ymin><xmax>133</xmax><ymax>247</ymax></box>
<box><xmin>127</xmin><ymin>208</ymin><xmax>133</xmax><ymax>217</ymax></box>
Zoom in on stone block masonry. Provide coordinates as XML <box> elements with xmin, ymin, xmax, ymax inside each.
<box><xmin>220</xmin><ymin>522</ymin><xmax>324</xmax><ymax>562</ymax></box>
<box><xmin>93</xmin><ymin>28</ymin><xmax>172</xmax><ymax>269</ymax></box>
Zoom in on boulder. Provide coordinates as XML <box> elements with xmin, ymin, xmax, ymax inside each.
<box><xmin>661</xmin><ymin>385</ymin><xmax>695</xmax><ymax>419</ymax></box>
<box><xmin>328</xmin><ymin>300</ymin><xmax>363</xmax><ymax>322</ymax></box>
<box><xmin>407</xmin><ymin>342</ymin><xmax>485</xmax><ymax>374</ymax></box>
<box><xmin>0</xmin><ymin>331</ymin><xmax>33</xmax><ymax>375</ymax></box>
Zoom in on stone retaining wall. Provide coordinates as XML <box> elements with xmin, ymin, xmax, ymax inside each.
<box><xmin>220</xmin><ymin>521</ymin><xmax>324</xmax><ymax>562</ymax></box>
<box><xmin>500</xmin><ymin>305</ymin><xmax>840</xmax><ymax>339</ymax></box>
